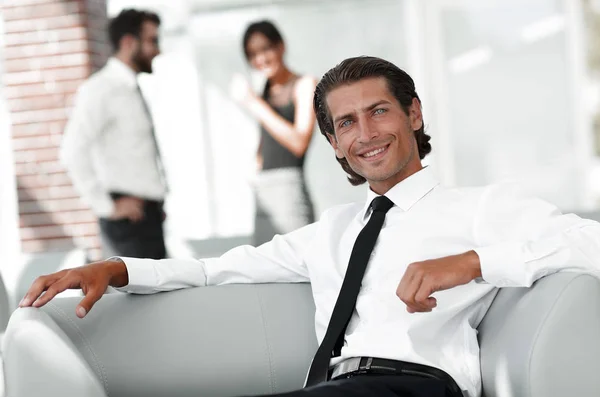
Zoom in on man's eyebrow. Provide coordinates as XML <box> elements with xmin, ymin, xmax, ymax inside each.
<box><xmin>332</xmin><ymin>100</ymin><xmax>392</xmax><ymax>125</ymax></box>
<box><xmin>363</xmin><ymin>100</ymin><xmax>391</xmax><ymax>112</ymax></box>
<box><xmin>333</xmin><ymin>112</ymin><xmax>354</xmax><ymax>125</ymax></box>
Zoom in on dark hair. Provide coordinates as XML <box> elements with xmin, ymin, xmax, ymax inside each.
<box><xmin>313</xmin><ymin>56</ymin><xmax>432</xmax><ymax>186</ymax></box>
<box><xmin>242</xmin><ymin>20</ymin><xmax>284</xmax><ymax>60</ymax></box>
<box><xmin>108</xmin><ymin>9</ymin><xmax>161</xmax><ymax>52</ymax></box>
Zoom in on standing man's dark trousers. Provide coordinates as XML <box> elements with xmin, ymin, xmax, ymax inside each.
<box><xmin>246</xmin><ymin>375</ymin><xmax>451</xmax><ymax>397</ymax></box>
<box><xmin>99</xmin><ymin>194</ymin><xmax>167</xmax><ymax>259</ymax></box>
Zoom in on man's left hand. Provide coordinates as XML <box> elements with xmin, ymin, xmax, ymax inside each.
<box><xmin>396</xmin><ymin>250</ymin><xmax>482</xmax><ymax>313</ymax></box>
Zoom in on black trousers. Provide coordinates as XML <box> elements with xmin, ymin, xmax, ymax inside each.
<box><xmin>98</xmin><ymin>195</ymin><xmax>166</xmax><ymax>259</ymax></box>
<box><xmin>246</xmin><ymin>375</ymin><xmax>450</xmax><ymax>397</ymax></box>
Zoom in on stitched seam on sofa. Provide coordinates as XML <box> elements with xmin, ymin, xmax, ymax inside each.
<box><xmin>46</xmin><ymin>303</ymin><xmax>110</xmax><ymax>396</ymax></box>
<box><xmin>256</xmin><ymin>286</ymin><xmax>277</xmax><ymax>392</ymax></box>
<box><xmin>527</xmin><ymin>274</ymin><xmax>587</xmax><ymax>397</ymax></box>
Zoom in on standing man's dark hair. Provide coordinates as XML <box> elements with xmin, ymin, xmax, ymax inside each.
<box><xmin>313</xmin><ymin>56</ymin><xmax>432</xmax><ymax>185</ymax></box>
<box><xmin>108</xmin><ymin>9</ymin><xmax>161</xmax><ymax>52</ymax></box>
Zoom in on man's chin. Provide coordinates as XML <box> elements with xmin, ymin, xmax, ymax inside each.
<box><xmin>134</xmin><ymin>60</ymin><xmax>153</xmax><ymax>74</ymax></box>
<box><xmin>360</xmin><ymin>170</ymin><xmax>398</xmax><ymax>183</ymax></box>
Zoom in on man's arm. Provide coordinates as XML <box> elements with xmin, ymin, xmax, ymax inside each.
<box><xmin>473</xmin><ymin>183</ymin><xmax>600</xmax><ymax>287</ymax></box>
<box><xmin>61</xmin><ymin>85</ymin><xmax>115</xmax><ymax>217</ymax></box>
<box><xmin>20</xmin><ymin>222</ymin><xmax>317</xmax><ymax>317</ymax></box>
<box><xmin>118</xmin><ymin>223</ymin><xmax>315</xmax><ymax>294</ymax></box>
<box><xmin>396</xmin><ymin>182</ymin><xmax>600</xmax><ymax>313</ymax></box>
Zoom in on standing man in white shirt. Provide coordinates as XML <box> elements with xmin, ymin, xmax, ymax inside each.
<box><xmin>61</xmin><ymin>9</ymin><xmax>168</xmax><ymax>259</ymax></box>
<box><xmin>22</xmin><ymin>56</ymin><xmax>600</xmax><ymax>397</ymax></box>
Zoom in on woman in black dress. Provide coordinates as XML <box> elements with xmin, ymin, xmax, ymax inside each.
<box><xmin>231</xmin><ymin>20</ymin><xmax>316</xmax><ymax>246</ymax></box>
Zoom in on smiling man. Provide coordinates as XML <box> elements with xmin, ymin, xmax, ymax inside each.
<box><xmin>21</xmin><ymin>56</ymin><xmax>600</xmax><ymax>397</ymax></box>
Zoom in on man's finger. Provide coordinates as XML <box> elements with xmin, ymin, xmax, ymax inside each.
<box><xmin>19</xmin><ymin>274</ymin><xmax>61</xmax><ymax>307</ymax></box>
<box><xmin>76</xmin><ymin>287</ymin><xmax>104</xmax><ymax>318</ymax></box>
<box><xmin>406</xmin><ymin>305</ymin><xmax>431</xmax><ymax>314</ymax></box>
<box><xmin>398</xmin><ymin>271</ymin><xmax>429</xmax><ymax>312</ymax></box>
<box><xmin>407</xmin><ymin>273</ymin><xmax>433</xmax><ymax>312</ymax></box>
<box><xmin>414</xmin><ymin>282</ymin><xmax>437</xmax><ymax>310</ymax></box>
<box><xmin>32</xmin><ymin>277</ymin><xmax>76</xmax><ymax>308</ymax></box>
<box><xmin>129</xmin><ymin>206</ymin><xmax>144</xmax><ymax>222</ymax></box>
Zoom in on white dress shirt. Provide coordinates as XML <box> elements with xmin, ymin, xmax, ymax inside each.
<box><xmin>61</xmin><ymin>58</ymin><xmax>166</xmax><ymax>217</ymax></box>
<box><xmin>118</xmin><ymin>167</ymin><xmax>600</xmax><ymax>397</ymax></box>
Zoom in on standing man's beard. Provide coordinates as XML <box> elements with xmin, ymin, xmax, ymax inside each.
<box><xmin>133</xmin><ymin>52</ymin><xmax>153</xmax><ymax>74</ymax></box>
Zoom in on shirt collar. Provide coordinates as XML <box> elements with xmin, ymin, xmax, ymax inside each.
<box><xmin>362</xmin><ymin>167</ymin><xmax>440</xmax><ymax>219</ymax></box>
<box><xmin>106</xmin><ymin>57</ymin><xmax>139</xmax><ymax>88</ymax></box>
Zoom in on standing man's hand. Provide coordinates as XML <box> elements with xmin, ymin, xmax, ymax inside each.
<box><xmin>111</xmin><ymin>196</ymin><xmax>144</xmax><ymax>222</ymax></box>
<box><xmin>19</xmin><ymin>258</ymin><xmax>130</xmax><ymax>318</ymax></box>
<box><xmin>396</xmin><ymin>251</ymin><xmax>482</xmax><ymax>313</ymax></box>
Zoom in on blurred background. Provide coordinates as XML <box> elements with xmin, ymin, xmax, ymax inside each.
<box><xmin>2</xmin><ymin>0</ymin><xmax>600</xmax><ymax>309</ymax></box>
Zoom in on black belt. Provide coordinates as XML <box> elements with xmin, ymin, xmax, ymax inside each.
<box><xmin>329</xmin><ymin>357</ymin><xmax>462</xmax><ymax>396</ymax></box>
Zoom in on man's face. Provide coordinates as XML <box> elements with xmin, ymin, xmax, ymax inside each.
<box><xmin>326</xmin><ymin>77</ymin><xmax>423</xmax><ymax>194</ymax></box>
<box><xmin>132</xmin><ymin>21</ymin><xmax>160</xmax><ymax>73</ymax></box>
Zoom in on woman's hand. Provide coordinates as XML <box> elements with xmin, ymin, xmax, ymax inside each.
<box><xmin>230</xmin><ymin>73</ymin><xmax>255</xmax><ymax>104</ymax></box>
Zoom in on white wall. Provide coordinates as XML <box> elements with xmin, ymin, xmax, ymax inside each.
<box><xmin>432</xmin><ymin>0</ymin><xmax>592</xmax><ymax>210</ymax></box>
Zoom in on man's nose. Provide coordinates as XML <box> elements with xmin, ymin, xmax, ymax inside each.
<box><xmin>357</xmin><ymin>119</ymin><xmax>379</xmax><ymax>142</ymax></box>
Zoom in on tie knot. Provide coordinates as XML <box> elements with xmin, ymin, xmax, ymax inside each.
<box><xmin>370</xmin><ymin>195</ymin><xmax>394</xmax><ymax>213</ymax></box>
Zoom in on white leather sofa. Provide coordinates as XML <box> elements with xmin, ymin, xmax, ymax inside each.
<box><xmin>3</xmin><ymin>272</ymin><xmax>600</xmax><ymax>397</ymax></box>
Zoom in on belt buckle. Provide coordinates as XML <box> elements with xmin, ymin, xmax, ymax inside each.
<box><xmin>343</xmin><ymin>357</ymin><xmax>361</xmax><ymax>375</ymax></box>
<box><xmin>333</xmin><ymin>357</ymin><xmax>374</xmax><ymax>379</ymax></box>
<box><xmin>357</xmin><ymin>357</ymin><xmax>373</xmax><ymax>374</ymax></box>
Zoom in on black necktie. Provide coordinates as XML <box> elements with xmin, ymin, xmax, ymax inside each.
<box><xmin>136</xmin><ymin>83</ymin><xmax>169</xmax><ymax>192</ymax></box>
<box><xmin>305</xmin><ymin>195</ymin><xmax>395</xmax><ymax>387</ymax></box>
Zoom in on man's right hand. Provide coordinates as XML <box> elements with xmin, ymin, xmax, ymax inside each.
<box><xmin>18</xmin><ymin>258</ymin><xmax>129</xmax><ymax>318</ymax></box>
<box><xmin>111</xmin><ymin>196</ymin><xmax>144</xmax><ymax>222</ymax></box>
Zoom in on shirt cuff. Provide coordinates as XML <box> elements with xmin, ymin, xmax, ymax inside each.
<box><xmin>114</xmin><ymin>256</ymin><xmax>159</xmax><ymax>293</ymax></box>
<box><xmin>474</xmin><ymin>241</ymin><xmax>529</xmax><ymax>287</ymax></box>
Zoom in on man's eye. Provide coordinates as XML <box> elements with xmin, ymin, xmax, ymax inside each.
<box><xmin>340</xmin><ymin>120</ymin><xmax>352</xmax><ymax>128</ymax></box>
<box><xmin>374</xmin><ymin>108</ymin><xmax>387</xmax><ymax>115</ymax></box>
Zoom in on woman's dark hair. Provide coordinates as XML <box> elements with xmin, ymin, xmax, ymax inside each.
<box><xmin>242</xmin><ymin>20</ymin><xmax>284</xmax><ymax>60</ymax></box>
<box><xmin>108</xmin><ymin>9</ymin><xmax>160</xmax><ymax>52</ymax></box>
<box><xmin>313</xmin><ymin>56</ymin><xmax>432</xmax><ymax>186</ymax></box>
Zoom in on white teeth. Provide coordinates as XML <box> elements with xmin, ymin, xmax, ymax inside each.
<box><xmin>363</xmin><ymin>147</ymin><xmax>385</xmax><ymax>158</ymax></box>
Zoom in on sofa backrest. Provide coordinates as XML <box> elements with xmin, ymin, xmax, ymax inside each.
<box><xmin>12</xmin><ymin>283</ymin><xmax>317</xmax><ymax>397</ymax></box>
<box><xmin>5</xmin><ymin>273</ymin><xmax>600</xmax><ymax>397</ymax></box>
<box><xmin>478</xmin><ymin>272</ymin><xmax>600</xmax><ymax>397</ymax></box>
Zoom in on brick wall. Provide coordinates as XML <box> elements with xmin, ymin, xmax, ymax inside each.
<box><xmin>2</xmin><ymin>0</ymin><xmax>111</xmax><ymax>260</ymax></box>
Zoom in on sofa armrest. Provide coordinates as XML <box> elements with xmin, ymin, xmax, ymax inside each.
<box><xmin>3</xmin><ymin>307</ymin><xmax>107</xmax><ymax>397</ymax></box>
<box><xmin>479</xmin><ymin>273</ymin><xmax>600</xmax><ymax>397</ymax></box>
<box><xmin>4</xmin><ymin>283</ymin><xmax>317</xmax><ymax>397</ymax></box>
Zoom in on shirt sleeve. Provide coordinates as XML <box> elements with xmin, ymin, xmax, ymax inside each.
<box><xmin>473</xmin><ymin>183</ymin><xmax>600</xmax><ymax>287</ymax></box>
<box><xmin>60</xmin><ymin>84</ymin><xmax>114</xmax><ymax>217</ymax></box>
<box><xmin>116</xmin><ymin>222</ymin><xmax>317</xmax><ymax>294</ymax></box>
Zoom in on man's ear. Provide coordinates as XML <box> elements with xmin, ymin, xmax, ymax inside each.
<box><xmin>327</xmin><ymin>133</ymin><xmax>345</xmax><ymax>159</ymax></box>
<box><xmin>409</xmin><ymin>97</ymin><xmax>423</xmax><ymax>131</ymax></box>
<box><xmin>120</xmin><ymin>34</ymin><xmax>139</xmax><ymax>54</ymax></box>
